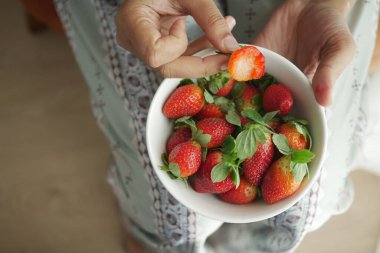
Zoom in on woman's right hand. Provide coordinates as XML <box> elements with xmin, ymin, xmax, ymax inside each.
<box><xmin>115</xmin><ymin>0</ymin><xmax>239</xmax><ymax>78</ymax></box>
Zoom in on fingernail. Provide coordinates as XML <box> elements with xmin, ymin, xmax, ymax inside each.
<box><xmin>223</xmin><ymin>35</ymin><xmax>239</xmax><ymax>52</ymax></box>
<box><xmin>226</xmin><ymin>17</ymin><xmax>236</xmax><ymax>30</ymax></box>
<box><xmin>220</xmin><ymin>62</ymin><xmax>229</xmax><ymax>71</ymax></box>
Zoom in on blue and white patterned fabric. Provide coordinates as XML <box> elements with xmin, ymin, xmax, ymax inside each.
<box><xmin>54</xmin><ymin>0</ymin><xmax>380</xmax><ymax>252</ymax></box>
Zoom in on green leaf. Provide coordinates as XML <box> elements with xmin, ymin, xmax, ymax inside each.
<box><xmin>273</xmin><ymin>134</ymin><xmax>293</xmax><ymax>155</ymax></box>
<box><xmin>252</xmin><ymin>94</ymin><xmax>263</xmax><ymax>107</ymax></box>
<box><xmin>256</xmin><ymin>187</ymin><xmax>262</xmax><ymax>198</ymax></box>
<box><xmin>222</xmin><ymin>135</ymin><xmax>236</xmax><ymax>154</ymax></box>
<box><xmin>179</xmin><ymin>78</ymin><xmax>194</xmax><ymax>86</ymax></box>
<box><xmin>196</xmin><ymin>77</ymin><xmax>208</xmax><ymax>87</ymax></box>
<box><xmin>242</xmin><ymin>109</ymin><xmax>264</xmax><ymax>124</ymax></box>
<box><xmin>231</xmin><ymin>82</ymin><xmax>245</xmax><ymax>98</ymax></box>
<box><xmin>161</xmin><ymin>153</ymin><xmax>168</xmax><ymax>166</ymax></box>
<box><xmin>201</xmin><ymin>147</ymin><xmax>208</xmax><ymax>161</ymax></box>
<box><xmin>169</xmin><ymin>163</ymin><xmax>181</xmax><ymax>178</ymax></box>
<box><xmin>204</xmin><ymin>90</ymin><xmax>214</xmax><ymax>103</ymax></box>
<box><xmin>236</xmin><ymin>129</ymin><xmax>257</xmax><ymax>160</ymax></box>
<box><xmin>291</xmin><ymin>149</ymin><xmax>315</xmax><ymax>164</ymax></box>
<box><xmin>225</xmin><ymin>110</ymin><xmax>241</xmax><ymax>127</ymax></box>
<box><xmin>254</xmin><ymin>129</ymin><xmax>267</xmax><ymax>144</ymax></box>
<box><xmin>291</xmin><ymin>162</ymin><xmax>308</xmax><ymax>183</ymax></box>
<box><xmin>214</xmin><ymin>97</ymin><xmax>231</xmax><ymax>106</ymax></box>
<box><xmin>211</xmin><ymin>163</ymin><xmax>230</xmax><ymax>183</ymax></box>
<box><xmin>231</xmin><ymin>167</ymin><xmax>240</xmax><ymax>188</ymax></box>
<box><xmin>196</xmin><ymin>133</ymin><xmax>211</xmax><ymax>148</ymax></box>
<box><xmin>208</xmin><ymin>81</ymin><xmax>219</xmax><ymax>94</ymax></box>
<box><xmin>263</xmin><ymin>111</ymin><xmax>279</xmax><ymax>122</ymax></box>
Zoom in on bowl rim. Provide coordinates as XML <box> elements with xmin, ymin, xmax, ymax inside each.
<box><xmin>146</xmin><ymin>45</ymin><xmax>328</xmax><ymax>223</ymax></box>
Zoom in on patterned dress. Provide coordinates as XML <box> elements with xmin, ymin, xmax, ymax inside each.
<box><xmin>54</xmin><ymin>0</ymin><xmax>380</xmax><ymax>252</ymax></box>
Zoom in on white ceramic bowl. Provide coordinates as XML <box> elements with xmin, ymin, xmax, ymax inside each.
<box><xmin>146</xmin><ymin>46</ymin><xmax>327</xmax><ymax>223</ymax></box>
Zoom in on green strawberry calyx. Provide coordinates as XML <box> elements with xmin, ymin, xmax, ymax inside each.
<box><xmin>282</xmin><ymin>116</ymin><xmax>313</xmax><ymax>149</ymax></box>
<box><xmin>207</xmin><ymin>70</ymin><xmax>231</xmax><ymax>94</ymax></box>
<box><xmin>160</xmin><ymin>153</ymin><xmax>189</xmax><ymax>185</ymax></box>
<box><xmin>272</xmin><ymin>133</ymin><xmax>315</xmax><ymax>182</ymax></box>
<box><xmin>210</xmin><ymin>136</ymin><xmax>241</xmax><ymax>188</ymax></box>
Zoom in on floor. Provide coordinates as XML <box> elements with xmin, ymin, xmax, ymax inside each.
<box><xmin>1</xmin><ymin>1</ymin><xmax>380</xmax><ymax>253</ymax></box>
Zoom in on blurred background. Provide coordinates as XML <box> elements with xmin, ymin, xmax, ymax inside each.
<box><xmin>1</xmin><ymin>0</ymin><xmax>380</xmax><ymax>252</ymax></box>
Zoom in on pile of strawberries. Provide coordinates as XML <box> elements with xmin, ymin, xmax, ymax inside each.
<box><xmin>161</xmin><ymin>46</ymin><xmax>314</xmax><ymax>205</ymax></box>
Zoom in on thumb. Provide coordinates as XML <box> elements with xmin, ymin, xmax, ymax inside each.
<box><xmin>181</xmin><ymin>0</ymin><xmax>239</xmax><ymax>53</ymax></box>
<box><xmin>312</xmin><ymin>30</ymin><xmax>356</xmax><ymax>106</ymax></box>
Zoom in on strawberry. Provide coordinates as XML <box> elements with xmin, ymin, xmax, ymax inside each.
<box><xmin>261</xmin><ymin>156</ymin><xmax>302</xmax><ymax>204</ymax></box>
<box><xmin>196</xmin><ymin>118</ymin><xmax>235</xmax><ymax>148</ymax></box>
<box><xmin>192</xmin><ymin>151</ymin><xmax>235</xmax><ymax>194</ymax></box>
<box><xmin>240</xmin><ymin>115</ymin><xmax>250</xmax><ymax>126</ymax></box>
<box><xmin>207</xmin><ymin>71</ymin><xmax>235</xmax><ymax>96</ymax></box>
<box><xmin>242</xmin><ymin>134</ymin><xmax>274</xmax><ymax>186</ymax></box>
<box><xmin>267</xmin><ymin>119</ymin><xmax>282</xmax><ymax>132</ymax></box>
<box><xmin>228</xmin><ymin>46</ymin><xmax>265</xmax><ymax>81</ymax></box>
<box><xmin>263</xmin><ymin>84</ymin><xmax>293</xmax><ymax>116</ymax></box>
<box><xmin>163</xmin><ymin>84</ymin><xmax>204</xmax><ymax>119</ymax></box>
<box><xmin>166</xmin><ymin>140</ymin><xmax>202</xmax><ymax>177</ymax></box>
<box><xmin>166</xmin><ymin>126</ymin><xmax>192</xmax><ymax>154</ymax></box>
<box><xmin>196</xmin><ymin>104</ymin><xmax>225</xmax><ymax>120</ymax></box>
<box><xmin>215</xmin><ymin>78</ymin><xmax>234</xmax><ymax>96</ymax></box>
<box><xmin>234</xmin><ymin>83</ymin><xmax>261</xmax><ymax>112</ymax></box>
<box><xmin>219</xmin><ymin>177</ymin><xmax>257</xmax><ymax>204</ymax></box>
<box><xmin>278</xmin><ymin>123</ymin><xmax>309</xmax><ymax>150</ymax></box>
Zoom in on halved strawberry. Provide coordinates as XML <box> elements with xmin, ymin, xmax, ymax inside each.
<box><xmin>191</xmin><ymin>151</ymin><xmax>235</xmax><ymax>194</ymax></box>
<box><xmin>228</xmin><ymin>46</ymin><xmax>265</xmax><ymax>81</ymax></box>
<box><xmin>163</xmin><ymin>84</ymin><xmax>204</xmax><ymax>119</ymax></box>
<box><xmin>196</xmin><ymin>118</ymin><xmax>235</xmax><ymax>148</ymax></box>
<box><xmin>219</xmin><ymin>177</ymin><xmax>257</xmax><ymax>204</ymax></box>
<box><xmin>166</xmin><ymin>126</ymin><xmax>192</xmax><ymax>154</ymax></box>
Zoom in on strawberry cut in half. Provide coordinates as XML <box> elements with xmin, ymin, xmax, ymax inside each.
<box><xmin>228</xmin><ymin>46</ymin><xmax>265</xmax><ymax>82</ymax></box>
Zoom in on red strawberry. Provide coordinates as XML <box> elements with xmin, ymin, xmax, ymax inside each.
<box><xmin>215</xmin><ymin>78</ymin><xmax>234</xmax><ymax>96</ymax></box>
<box><xmin>267</xmin><ymin>119</ymin><xmax>282</xmax><ymax>132</ymax></box>
<box><xmin>278</xmin><ymin>123</ymin><xmax>309</xmax><ymax>150</ymax></box>
<box><xmin>235</xmin><ymin>84</ymin><xmax>260</xmax><ymax>112</ymax></box>
<box><xmin>192</xmin><ymin>151</ymin><xmax>235</xmax><ymax>194</ymax></box>
<box><xmin>207</xmin><ymin>71</ymin><xmax>234</xmax><ymax>96</ymax></box>
<box><xmin>166</xmin><ymin>127</ymin><xmax>192</xmax><ymax>154</ymax></box>
<box><xmin>163</xmin><ymin>84</ymin><xmax>204</xmax><ymax>119</ymax></box>
<box><xmin>261</xmin><ymin>156</ymin><xmax>302</xmax><ymax>204</ymax></box>
<box><xmin>228</xmin><ymin>46</ymin><xmax>265</xmax><ymax>81</ymax></box>
<box><xmin>196</xmin><ymin>104</ymin><xmax>225</xmax><ymax>120</ymax></box>
<box><xmin>242</xmin><ymin>134</ymin><xmax>274</xmax><ymax>185</ymax></box>
<box><xmin>196</xmin><ymin>118</ymin><xmax>235</xmax><ymax>148</ymax></box>
<box><xmin>240</xmin><ymin>115</ymin><xmax>250</xmax><ymax>126</ymax></box>
<box><xmin>219</xmin><ymin>177</ymin><xmax>257</xmax><ymax>204</ymax></box>
<box><xmin>263</xmin><ymin>84</ymin><xmax>293</xmax><ymax>116</ymax></box>
<box><xmin>168</xmin><ymin>140</ymin><xmax>201</xmax><ymax>177</ymax></box>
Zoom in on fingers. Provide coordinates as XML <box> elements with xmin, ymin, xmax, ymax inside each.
<box><xmin>156</xmin><ymin>54</ymin><xmax>229</xmax><ymax>78</ymax></box>
<box><xmin>116</xmin><ymin>3</ymin><xmax>188</xmax><ymax>68</ymax></box>
<box><xmin>312</xmin><ymin>29</ymin><xmax>356</xmax><ymax>106</ymax></box>
<box><xmin>181</xmin><ymin>0</ymin><xmax>239</xmax><ymax>53</ymax></box>
<box><xmin>185</xmin><ymin>16</ymin><xmax>237</xmax><ymax>56</ymax></box>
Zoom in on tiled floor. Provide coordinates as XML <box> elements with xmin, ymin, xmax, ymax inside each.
<box><xmin>1</xmin><ymin>1</ymin><xmax>380</xmax><ymax>252</ymax></box>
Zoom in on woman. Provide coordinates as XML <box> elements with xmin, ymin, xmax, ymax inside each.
<box><xmin>55</xmin><ymin>0</ymin><xmax>380</xmax><ymax>252</ymax></box>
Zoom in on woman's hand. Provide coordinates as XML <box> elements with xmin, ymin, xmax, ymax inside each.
<box><xmin>115</xmin><ymin>0</ymin><xmax>239</xmax><ymax>78</ymax></box>
<box><xmin>253</xmin><ymin>0</ymin><xmax>356</xmax><ymax>106</ymax></box>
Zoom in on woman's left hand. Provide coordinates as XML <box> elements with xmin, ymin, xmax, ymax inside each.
<box><xmin>253</xmin><ymin>0</ymin><xmax>356</xmax><ymax>106</ymax></box>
